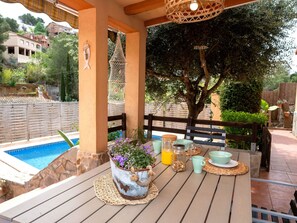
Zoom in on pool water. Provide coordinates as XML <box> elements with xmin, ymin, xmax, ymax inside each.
<box><xmin>4</xmin><ymin>134</ymin><xmax>162</xmax><ymax>171</ymax></box>
<box><xmin>5</xmin><ymin>139</ymin><xmax>79</xmax><ymax>170</ymax></box>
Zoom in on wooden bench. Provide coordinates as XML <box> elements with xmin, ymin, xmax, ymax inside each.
<box><xmin>251</xmin><ymin>178</ymin><xmax>297</xmax><ymax>223</ymax></box>
<box><xmin>185</xmin><ymin>125</ymin><xmax>226</xmax><ymax>150</ymax></box>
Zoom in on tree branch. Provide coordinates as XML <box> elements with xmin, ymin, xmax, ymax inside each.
<box><xmin>206</xmin><ymin>68</ymin><xmax>230</xmax><ymax>97</ymax></box>
<box><xmin>147</xmin><ymin>69</ymin><xmax>183</xmax><ymax>81</ymax></box>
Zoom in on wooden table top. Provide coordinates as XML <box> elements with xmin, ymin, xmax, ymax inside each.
<box><xmin>0</xmin><ymin>147</ymin><xmax>251</xmax><ymax>223</ymax></box>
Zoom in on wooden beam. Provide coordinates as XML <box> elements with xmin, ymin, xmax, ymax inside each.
<box><xmin>59</xmin><ymin>0</ymin><xmax>93</xmax><ymax>10</ymax></box>
<box><xmin>124</xmin><ymin>0</ymin><xmax>164</xmax><ymax>15</ymax></box>
<box><xmin>145</xmin><ymin>16</ymin><xmax>169</xmax><ymax>27</ymax></box>
<box><xmin>108</xmin><ymin>16</ymin><xmax>136</xmax><ymax>33</ymax></box>
<box><xmin>225</xmin><ymin>0</ymin><xmax>257</xmax><ymax>9</ymax></box>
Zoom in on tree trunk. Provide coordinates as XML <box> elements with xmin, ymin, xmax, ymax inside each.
<box><xmin>60</xmin><ymin>73</ymin><xmax>65</xmax><ymax>102</ymax></box>
<box><xmin>186</xmin><ymin>97</ymin><xmax>207</xmax><ymax>120</ymax></box>
<box><xmin>186</xmin><ymin>46</ymin><xmax>210</xmax><ymax>120</ymax></box>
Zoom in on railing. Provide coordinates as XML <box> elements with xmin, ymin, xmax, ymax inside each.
<box><xmin>144</xmin><ymin>114</ymin><xmax>259</xmax><ymax>145</ymax></box>
<box><xmin>143</xmin><ymin>114</ymin><xmax>271</xmax><ymax>170</ymax></box>
<box><xmin>108</xmin><ymin>113</ymin><xmax>126</xmax><ymax>138</ymax></box>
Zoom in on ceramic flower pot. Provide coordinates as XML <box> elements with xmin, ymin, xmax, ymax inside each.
<box><xmin>110</xmin><ymin>158</ymin><xmax>154</xmax><ymax>200</ymax></box>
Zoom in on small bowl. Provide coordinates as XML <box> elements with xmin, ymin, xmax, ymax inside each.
<box><xmin>174</xmin><ymin>139</ymin><xmax>193</xmax><ymax>150</ymax></box>
<box><xmin>209</xmin><ymin>151</ymin><xmax>232</xmax><ymax>164</ymax></box>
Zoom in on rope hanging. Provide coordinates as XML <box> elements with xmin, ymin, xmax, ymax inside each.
<box><xmin>108</xmin><ymin>33</ymin><xmax>126</xmax><ymax>102</ymax></box>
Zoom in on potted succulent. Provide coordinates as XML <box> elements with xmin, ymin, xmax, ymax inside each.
<box><xmin>109</xmin><ymin>138</ymin><xmax>156</xmax><ymax>200</ymax></box>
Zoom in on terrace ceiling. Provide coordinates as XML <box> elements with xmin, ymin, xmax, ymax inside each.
<box><xmin>0</xmin><ymin>0</ymin><xmax>257</xmax><ymax>28</ymax></box>
<box><xmin>60</xmin><ymin>0</ymin><xmax>257</xmax><ymax>27</ymax></box>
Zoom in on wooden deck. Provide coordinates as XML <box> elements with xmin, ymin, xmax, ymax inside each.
<box><xmin>0</xmin><ymin>148</ymin><xmax>251</xmax><ymax>223</ymax></box>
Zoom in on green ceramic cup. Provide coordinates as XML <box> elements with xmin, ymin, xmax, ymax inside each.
<box><xmin>192</xmin><ymin>155</ymin><xmax>206</xmax><ymax>174</ymax></box>
<box><xmin>152</xmin><ymin>140</ymin><xmax>162</xmax><ymax>154</ymax></box>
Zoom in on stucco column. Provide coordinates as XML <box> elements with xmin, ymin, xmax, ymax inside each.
<box><xmin>125</xmin><ymin>31</ymin><xmax>147</xmax><ymax>136</ymax></box>
<box><xmin>78</xmin><ymin>7</ymin><xmax>108</xmax><ymax>153</ymax></box>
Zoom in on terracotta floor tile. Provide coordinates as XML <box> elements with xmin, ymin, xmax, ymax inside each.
<box><xmin>259</xmin><ymin>171</ymin><xmax>291</xmax><ymax>182</ymax></box>
<box><xmin>252</xmin><ymin>194</ymin><xmax>272</xmax><ymax>209</ymax></box>
<box><xmin>288</xmin><ymin>174</ymin><xmax>297</xmax><ymax>184</ymax></box>
<box><xmin>253</xmin><ymin>130</ymin><xmax>297</xmax><ymax>214</ymax></box>
<box><xmin>270</xmin><ymin>165</ymin><xmax>290</xmax><ymax>172</ymax></box>
<box><xmin>288</xmin><ymin>166</ymin><xmax>297</xmax><ymax>174</ymax></box>
<box><xmin>270</xmin><ymin>160</ymin><xmax>287</xmax><ymax>166</ymax></box>
<box><xmin>269</xmin><ymin>186</ymin><xmax>295</xmax><ymax>199</ymax></box>
<box><xmin>271</xmin><ymin>198</ymin><xmax>291</xmax><ymax>213</ymax></box>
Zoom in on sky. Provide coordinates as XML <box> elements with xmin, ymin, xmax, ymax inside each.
<box><xmin>0</xmin><ymin>1</ymin><xmax>71</xmax><ymax>27</ymax></box>
<box><xmin>0</xmin><ymin>1</ymin><xmax>297</xmax><ymax>73</ymax></box>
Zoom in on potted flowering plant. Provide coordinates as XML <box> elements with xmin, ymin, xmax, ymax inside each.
<box><xmin>109</xmin><ymin>138</ymin><xmax>156</xmax><ymax>200</ymax></box>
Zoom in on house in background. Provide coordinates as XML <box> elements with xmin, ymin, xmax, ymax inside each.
<box><xmin>23</xmin><ymin>33</ymin><xmax>50</xmax><ymax>49</ymax></box>
<box><xmin>2</xmin><ymin>32</ymin><xmax>42</xmax><ymax>64</ymax></box>
<box><xmin>46</xmin><ymin>22</ymin><xmax>75</xmax><ymax>38</ymax></box>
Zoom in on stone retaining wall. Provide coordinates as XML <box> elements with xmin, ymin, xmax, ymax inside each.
<box><xmin>0</xmin><ymin>146</ymin><xmax>109</xmax><ymax>202</ymax></box>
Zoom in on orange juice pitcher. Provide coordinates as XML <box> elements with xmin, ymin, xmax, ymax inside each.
<box><xmin>161</xmin><ymin>134</ymin><xmax>177</xmax><ymax>165</ymax></box>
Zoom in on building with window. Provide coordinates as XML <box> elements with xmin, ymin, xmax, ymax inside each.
<box><xmin>2</xmin><ymin>32</ymin><xmax>42</xmax><ymax>64</ymax></box>
<box><xmin>23</xmin><ymin>33</ymin><xmax>50</xmax><ymax>49</ymax></box>
<box><xmin>46</xmin><ymin>22</ymin><xmax>75</xmax><ymax>38</ymax></box>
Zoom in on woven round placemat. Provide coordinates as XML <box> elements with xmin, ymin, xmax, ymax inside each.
<box><xmin>203</xmin><ymin>158</ymin><xmax>249</xmax><ymax>176</ymax></box>
<box><xmin>185</xmin><ymin>147</ymin><xmax>202</xmax><ymax>156</ymax></box>
<box><xmin>93</xmin><ymin>173</ymin><xmax>158</xmax><ymax>205</ymax></box>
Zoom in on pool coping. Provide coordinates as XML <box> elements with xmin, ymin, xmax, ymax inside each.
<box><xmin>0</xmin><ymin>132</ymin><xmax>79</xmax><ymax>152</ymax></box>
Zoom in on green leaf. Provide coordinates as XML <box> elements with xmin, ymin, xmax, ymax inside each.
<box><xmin>57</xmin><ymin>130</ymin><xmax>74</xmax><ymax>148</ymax></box>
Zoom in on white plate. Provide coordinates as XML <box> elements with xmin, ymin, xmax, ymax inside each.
<box><xmin>209</xmin><ymin>159</ymin><xmax>238</xmax><ymax>168</ymax></box>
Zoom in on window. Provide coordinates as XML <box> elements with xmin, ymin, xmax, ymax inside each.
<box><xmin>31</xmin><ymin>51</ymin><xmax>35</xmax><ymax>56</ymax></box>
<box><xmin>8</xmin><ymin>47</ymin><xmax>15</xmax><ymax>54</ymax></box>
<box><xmin>36</xmin><ymin>44</ymin><xmax>41</xmax><ymax>49</ymax></box>
<box><xmin>31</xmin><ymin>43</ymin><xmax>34</xmax><ymax>47</ymax></box>
<box><xmin>20</xmin><ymin>39</ymin><xmax>24</xmax><ymax>44</ymax></box>
<box><xmin>26</xmin><ymin>41</ymin><xmax>29</xmax><ymax>46</ymax></box>
<box><xmin>25</xmin><ymin>49</ymin><xmax>30</xmax><ymax>56</ymax></box>
<box><xmin>19</xmin><ymin>47</ymin><xmax>25</xmax><ymax>55</ymax></box>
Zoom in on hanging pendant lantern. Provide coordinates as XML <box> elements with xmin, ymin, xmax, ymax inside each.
<box><xmin>165</xmin><ymin>0</ymin><xmax>224</xmax><ymax>24</ymax></box>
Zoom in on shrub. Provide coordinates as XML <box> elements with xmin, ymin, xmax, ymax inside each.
<box><xmin>221</xmin><ymin>110</ymin><xmax>268</xmax><ymax>149</ymax></box>
<box><xmin>2</xmin><ymin>68</ymin><xmax>25</xmax><ymax>86</ymax></box>
<box><xmin>2</xmin><ymin>69</ymin><xmax>14</xmax><ymax>86</ymax></box>
<box><xmin>220</xmin><ymin>80</ymin><xmax>263</xmax><ymax>113</ymax></box>
<box><xmin>108</xmin><ymin>131</ymin><xmax>121</xmax><ymax>141</ymax></box>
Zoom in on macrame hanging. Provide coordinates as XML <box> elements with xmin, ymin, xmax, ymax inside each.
<box><xmin>108</xmin><ymin>33</ymin><xmax>126</xmax><ymax>102</ymax></box>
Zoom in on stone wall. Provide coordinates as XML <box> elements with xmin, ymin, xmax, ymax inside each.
<box><xmin>77</xmin><ymin>150</ymin><xmax>109</xmax><ymax>175</ymax></box>
<box><xmin>0</xmin><ymin>84</ymin><xmax>38</xmax><ymax>97</ymax></box>
<box><xmin>0</xmin><ymin>146</ymin><xmax>109</xmax><ymax>202</ymax></box>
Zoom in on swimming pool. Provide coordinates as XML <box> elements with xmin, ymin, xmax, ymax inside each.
<box><xmin>5</xmin><ymin>139</ymin><xmax>79</xmax><ymax>170</ymax></box>
<box><xmin>4</xmin><ymin>134</ymin><xmax>162</xmax><ymax>171</ymax></box>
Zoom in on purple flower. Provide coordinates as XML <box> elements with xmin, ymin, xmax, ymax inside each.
<box><xmin>113</xmin><ymin>155</ymin><xmax>127</xmax><ymax>167</ymax></box>
<box><xmin>143</xmin><ymin>145</ymin><xmax>152</xmax><ymax>155</ymax></box>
